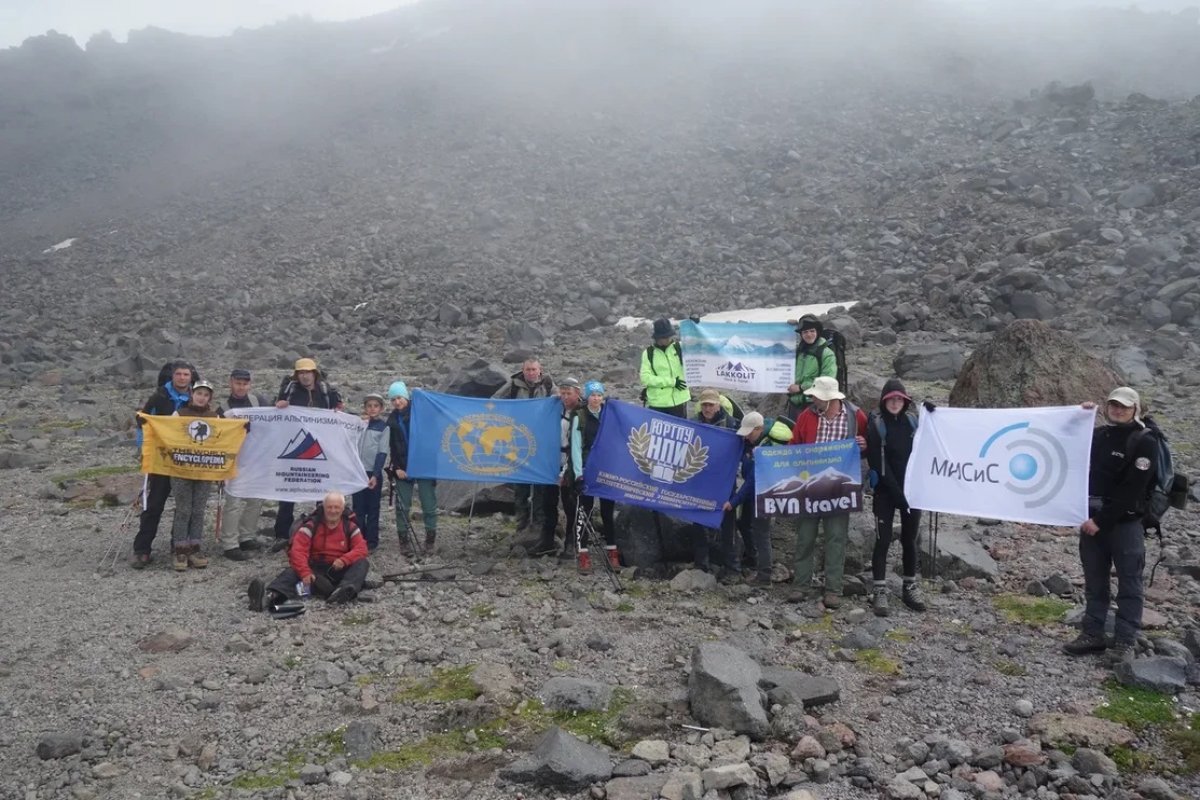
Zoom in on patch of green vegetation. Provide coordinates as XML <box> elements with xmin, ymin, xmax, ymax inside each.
<box><xmin>39</xmin><ymin>419</ymin><xmax>87</xmax><ymax>431</ymax></box>
<box><xmin>552</xmin><ymin>660</ymin><xmax>572</xmax><ymax>672</ymax></box>
<box><xmin>56</xmin><ymin>464</ymin><xmax>139</xmax><ymax>483</ymax></box>
<box><xmin>358</xmin><ymin>724</ymin><xmax>507</xmax><ymax>772</ymax></box>
<box><xmin>282</xmin><ymin>654</ymin><xmax>302</xmax><ymax>670</ymax></box>
<box><xmin>992</xmin><ymin>594</ymin><xmax>1071</xmax><ymax>626</ymax></box>
<box><xmin>622</xmin><ymin>582</ymin><xmax>651</xmax><ymax>598</ymax></box>
<box><xmin>229</xmin><ymin>749</ymin><xmax>304</xmax><ymax>789</ymax></box>
<box><xmin>518</xmin><ymin>580</ymin><xmax>551</xmax><ymax>601</ymax></box>
<box><xmin>310</xmin><ymin>727</ymin><xmax>346</xmax><ymax>756</ymax></box>
<box><xmin>794</xmin><ymin>614</ymin><xmax>837</xmax><ymax>635</ymax></box>
<box><xmin>615</xmin><ymin>600</ymin><xmax>636</xmax><ymax>613</ymax></box>
<box><xmin>341</xmin><ymin>610</ymin><xmax>374</xmax><ymax>626</ymax></box>
<box><xmin>192</xmin><ymin>789</ymin><xmax>217</xmax><ymax>800</ymax></box>
<box><xmin>856</xmin><ymin>648</ymin><xmax>901</xmax><ymax>676</ymax></box>
<box><xmin>512</xmin><ymin>687</ymin><xmax>636</xmax><ymax>748</ymax></box>
<box><xmin>1095</xmin><ymin>681</ymin><xmax>1175</xmax><ymax>730</ymax></box>
<box><xmin>884</xmin><ymin>628</ymin><xmax>912</xmax><ymax>643</ymax></box>
<box><xmin>1107</xmin><ymin>744</ymin><xmax>1162</xmax><ymax>774</ymax></box>
<box><xmin>395</xmin><ymin>665</ymin><xmax>480</xmax><ymax>703</ymax></box>
<box><xmin>994</xmin><ymin>659</ymin><xmax>1027</xmax><ymax>677</ymax></box>
<box><xmin>1168</xmin><ymin>714</ymin><xmax>1200</xmax><ymax>774</ymax></box>
<box><xmin>471</xmin><ymin>602</ymin><xmax>496</xmax><ymax>618</ymax></box>
<box><xmin>355</xmin><ymin>673</ymin><xmax>383</xmax><ymax>687</ymax></box>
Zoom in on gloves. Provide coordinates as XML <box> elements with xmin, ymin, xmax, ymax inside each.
<box><xmin>675</xmin><ymin>378</ymin><xmax>688</xmax><ymax>391</ymax></box>
<box><xmin>923</xmin><ymin>400</ymin><xmax>937</xmax><ymax>413</ymax></box>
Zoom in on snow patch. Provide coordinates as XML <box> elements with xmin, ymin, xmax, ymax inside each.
<box><xmin>43</xmin><ymin>238</ymin><xmax>78</xmax><ymax>253</ymax></box>
<box><xmin>615</xmin><ymin>301</ymin><xmax>857</xmax><ymax>331</ymax></box>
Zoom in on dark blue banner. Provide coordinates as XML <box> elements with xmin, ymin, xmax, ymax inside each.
<box><xmin>755</xmin><ymin>440</ymin><xmax>863</xmax><ymax>518</ymax></box>
<box><xmin>407</xmin><ymin>390</ymin><xmax>562</xmax><ymax>484</ymax></box>
<box><xmin>582</xmin><ymin>400</ymin><xmax>740</xmax><ymax>528</ymax></box>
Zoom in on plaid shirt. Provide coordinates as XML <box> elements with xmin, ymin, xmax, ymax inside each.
<box><xmin>815</xmin><ymin>405</ymin><xmax>850</xmax><ymax>443</ymax></box>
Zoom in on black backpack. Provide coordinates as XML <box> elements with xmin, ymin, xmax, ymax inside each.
<box><xmin>280</xmin><ymin>376</ymin><xmax>334</xmax><ymax>407</ymax></box>
<box><xmin>287</xmin><ymin>503</ymin><xmax>360</xmax><ymax>547</ymax></box>
<box><xmin>1126</xmin><ymin>421</ymin><xmax>1189</xmax><ymax>529</ymax></box>
<box><xmin>818</xmin><ymin>327</ymin><xmax>849</xmax><ymax>393</ymax></box>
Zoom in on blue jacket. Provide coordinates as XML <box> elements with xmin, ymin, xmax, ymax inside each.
<box><xmin>358</xmin><ymin>417</ymin><xmax>389</xmax><ymax>478</ymax></box>
<box><xmin>730</xmin><ymin>438</ymin><xmax>763</xmax><ymax>508</ymax></box>
<box><xmin>135</xmin><ymin>381</ymin><xmax>190</xmax><ymax>447</ymax></box>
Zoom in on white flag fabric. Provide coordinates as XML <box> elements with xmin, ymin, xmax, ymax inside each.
<box><xmin>903</xmin><ymin>405</ymin><xmax>1093</xmax><ymax>526</ymax></box>
<box><xmin>678</xmin><ymin>319</ymin><xmax>796</xmax><ymax>393</ymax></box>
<box><xmin>224</xmin><ymin>406</ymin><xmax>368</xmax><ymax>502</ymax></box>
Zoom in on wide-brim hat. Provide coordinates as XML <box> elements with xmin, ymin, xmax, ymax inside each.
<box><xmin>651</xmin><ymin>317</ymin><xmax>674</xmax><ymax>339</ymax></box>
<box><xmin>804</xmin><ymin>376</ymin><xmax>845</xmax><ymax>401</ymax></box>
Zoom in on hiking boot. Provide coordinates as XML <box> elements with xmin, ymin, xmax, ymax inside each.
<box><xmin>577</xmin><ymin>550</ymin><xmax>592</xmax><ymax>575</ymax></box>
<box><xmin>745</xmin><ymin>573</ymin><xmax>771</xmax><ymax>587</ymax></box>
<box><xmin>327</xmin><ymin>585</ymin><xmax>356</xmax><ymax>604</ymax></box>
<box><xmin>424</xmin><ymin>534</ymin><xmax>437</xmax><ymax>554</ymax></box>
<box><xmin>515</xmin><ymin>515</ymin><xmax>530</xmax><ymax>533</ymax></box>
<box><xmin>528</xmin><ymin>538</ymin><xmax>557</xmax><ymax>557</ymax></box>
<box><xmin>901</xmin><ymin>582</ymin><xmax>927</xmax><ymax>612</ymax></box>
<box><xmin>787</xmin><ymin>587</ymin><xmax>815</xmax><ymax>604</ymax></box>
<box><xmin>247</xmin><ymin>577</ymin><xmax>266</xmax><ymax>612</ymax></box>
<box><xmin>270</xmin><ymin>538</ymin><xmax>289</xmax><ymax>553</ymax></box>
<box><xmin>718</xmin><ymin>569</ymin><xmax>742</xmax><ymax>586</ymax></box>
<box><xmin>822</xmin><ymin>592</ymin><xmax>842</xmax><ymax>609</ymax></box>
<box><xmin>557</xmin><ymin>544</ymin><xmax>577</xmax><ymax>561</ymax></box>
<box><xmin>131</xmin><ymin>553</ymin><xmax>152</xmax><ymax>570</ymax></box>
<box><xmin>239</xmin><ymin>539</ymin><xmax>264</xmax><ymax>552</ymax></box>
<box><xmin>605</xmin><ymin>546</ymin><xmax>622</xmax><ymax>571</ymax></box>
<box><xmin>873</xmin><ymin>589</ymin><xmax>891</xmax><ymax>617</ymax></box>
<box><xmin>223</xmin><ymin>548</ymin><xmax>249</xmax><ymax>562</ymax></box>
<box><xmin>1107</xmin><ymin>640</ymin><xmax>1136</xmax><ymax>664</ymax></box>
<box><xmin>188</xmin><ymin>551</ymin><xmax>209</xmax><ymax>569</ymax></box>
<box><xmin>173</xmin><ymin>551</ymin><xmax>189</xmax><ymax>572</ymax></box>
<box><xmin>1062</xmin><ymin>632</ymin><xmax>1107</xmax><ymax>656</ymax></box>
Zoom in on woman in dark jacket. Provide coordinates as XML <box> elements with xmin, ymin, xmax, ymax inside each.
<box><xmin>865</xmin><ymin>379</ymin><xmax>924</xmax><ymax>616</ymax></box>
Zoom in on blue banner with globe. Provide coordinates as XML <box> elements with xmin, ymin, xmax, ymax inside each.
<box><xmin>581</xmin><ymin>400</ymin><xmax>741</xmax><ymax>528</ymax></box>
<box><xmin>407</xmin><ymin>390</ymin><xmax>563</xmax><ymax>484</ymax></box>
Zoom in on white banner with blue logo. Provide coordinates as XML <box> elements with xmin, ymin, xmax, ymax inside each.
<box><xmin>225</xmin><ymin>406</ymin><xmax>368</xmax><ymax>502</ymax></box>
<box><xmin>903</xmin><ymin>406</ymin><xmax>1093</xmax><ymax>526</ymax></box>
<box><xmin>406</xmin><ymin>390</ymin><xmax>563</xmax><ymax>484</ymax></box>
<box><xmin>582</xmin><ymin>400</ymin><xmax>741</xmax><ymax>528</ymax></box>
<box><xmin>678</xmin><ymin>320</ymin><xmax>795</xmax><ymax>393</ymax></box>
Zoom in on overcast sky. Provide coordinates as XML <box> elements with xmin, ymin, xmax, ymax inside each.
<box><xmin>0</xmin><ymin>0</ymin><xmax>415</xmax><ymax>49</ymax></box>
<box><xmin>1</xmin><ymin>0</ymin><xmax>1194</xmax><ymax>50</ymax></box>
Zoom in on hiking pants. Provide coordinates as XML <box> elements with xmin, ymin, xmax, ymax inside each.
<box><xmin>793</xmin><ymin>513</ymin><xmax>850</xmax><ymax>594</ymax></box>
<box><xmin>649</xmin><ymin>403</ymin><xmax>688</xmax><ymax>419</ymax></box>
<box><xmin>221</xmin><ymin>494</ymin><xmax>263</xmax><ymax>552</ymax></box>
<box><xmin>267</xmin><ymin>558</ymin><xmax>370</xmax><ymax>601</ymax></box>
<box><xmin>514</xmin><ymin>483</ymin><xmax>546</xmax><ymax>527</ymax></box>
<box><xmin>577</xmin><ymin>494</ymin><xmax>615</xmax><ymax>549</ymax></box>
<box><xmin>170</xmin><ymin>478</ymin><xmax>212</xmax><ymax>550</ymax></box>
<box><xmin>274</xmin><ymin>501</ymin><xmax>296</xmax><ymax>542</ymax></box>
<box><xmin>352</xmin><ymin>482</ymin><xmax>383</xmax><ymax>550</ymax></box>
<box><xmin>871</xmin><ymin>493</ymin><xmax>921</xmax><ymax>581</ymax></box>
<box><xmin>687</xmin><ymin>511</ymin><xmax>739</xmax><ymax>573</ymax></box>
<box><xmin>1080</xmin><ymin>518</ymin><xmax>1145</xmax><ymax>644</ymax></box>
<box><xmin>395</xmin><ymin>479</ymin><xmax>438</xmax><ymax>542</ymax></box>
<box><xmin>743</xmin><ymin>511</ymin><xmax>772</xmax><ymax>581</ymax></box>
<box><xmin>133</xmin><ymin>473</ymin><xmax>172</xmax><ymax>555</ymax></box>
<box><xmin>542</xmin><ymin>482</ymin><xmax>578</xmax><ymax>550</ymax></box>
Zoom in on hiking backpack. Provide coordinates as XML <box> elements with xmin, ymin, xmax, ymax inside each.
<box><xmin>156</xmin><ymin>361</ymin><xmax>199</xmax><ymax>388</ymax></box>
<box><xmin>287</xmin><ymin>504</ymin><xmax>360</xmax><ymax>546</ymax></box>
<box><xmin>1125</xmin><ymin>422</ymin><xmax>1189</xmax><ymax>529</ymax></box>
<box><xmin>819</xmin><ymin>326</ymin><xmax>849</xmax><ymax>393</ymax></box>
<box><xmin>762</xmin><ymin>415</ymin><xmax>794</xmax><ymax>446</ymax></box>
<box><xmin>280</xmin><ymin>377</ymin><xmax>333</xmax><ymax>407</ymax></box>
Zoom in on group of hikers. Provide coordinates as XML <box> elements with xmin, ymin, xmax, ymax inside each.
<box><xmin>131</xmin><ymin>314</ymin><xmax>1166</xmax><ymax>662</ymax></box>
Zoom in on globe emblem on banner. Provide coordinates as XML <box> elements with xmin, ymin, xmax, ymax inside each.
<box><xmin>442</xmin><ymin>413</ymin><xmax>537</xmax><ymax>476</ymax></box>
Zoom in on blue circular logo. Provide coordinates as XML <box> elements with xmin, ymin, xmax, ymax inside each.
<box><xmin>1009</xmin><ymin>453</ymin><xmax>1038</xmax><ymax>481</ymax></box>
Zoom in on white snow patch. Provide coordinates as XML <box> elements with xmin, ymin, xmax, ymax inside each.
<box><xmin>43</xmin><ymin>238</ymin><xmax>78</xmax><ymax>253</ymax></box>
<box><xmin>615</xmin><ymin>301</ymin><xmax>858</xmax><ymax>331</ymax></box>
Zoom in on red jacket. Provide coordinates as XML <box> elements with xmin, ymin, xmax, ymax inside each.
<box><xmin>789</xmin><ymin>402</ymin><xmax>869</xmax><ymax>451</ymax></box>
<box><xmin>289</xmin><ymin>512</ymin><xmax>368</xmax><ymax>579</ymax></box>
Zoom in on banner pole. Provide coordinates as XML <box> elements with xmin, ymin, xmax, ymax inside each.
<box><xmin>462</xmin><ymin>482</ymin><xmax>478</xmax><ymax>557</ymax></box>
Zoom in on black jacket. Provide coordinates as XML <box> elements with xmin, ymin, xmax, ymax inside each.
<box><xmin>866</xmin><ymin>378</ymin><xmax>917</xmax><ymax>506</ymax></box>
<box><xmin>277</xmin><ymin>374</ymin><xmax>341</xmax><ymax>409</ymax></box>
<box><xmin>1090</xmin><ymin>419</ymin><xmax>1159</xmax><ymax>530</ymax></box>
<box><xmin>226</xmin><ymin>393</ymin><xmax>267</xmax><ymax>409</ymax></box>
<box><xmin>386</xmin><ymin>406</ymin><xmax>411</xmax><ymax>473</ymax></box>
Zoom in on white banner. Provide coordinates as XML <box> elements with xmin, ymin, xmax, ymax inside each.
<box><xmin>224</xmin><ymin>406</ymin><xmax>368</xmax><ymax>502</ymax></box>
<box><xmin>678</xmin><ymin>320</ymin><xmax>795</xmax><ymax>393</ymax></box>
<box><xmin>904</xmin><ymin>405</ymin><xmax>1093</xmax><ymax>526</ymax></box>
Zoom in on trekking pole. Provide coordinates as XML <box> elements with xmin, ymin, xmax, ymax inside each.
<box><xmin>97</xmin><ymin>497</ymin><xmax>140</xmax><ymax>574</ymax></box>
<box><xmin>462</xmin><ymin>481</ymin><xmax>478</xmax><ymax>559</ymax></box>
<box><xmin>929</xmin><ymin>512</ymin><xmax>940</xmax><ymax>585</ymax></box>
<box><xmin>213</xmin><ymin>483</ymin><xmax>225</xmax><ymax>544</ymax></box>
<box><xmin>394</xmin><ymin>485</ymin><xmax>423</xmax><ymax>562</ymax></box>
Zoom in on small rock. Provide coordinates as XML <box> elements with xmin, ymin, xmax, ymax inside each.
<box><xmin>671</xmin><ymin>569</ymin><xmax>718</xmax><ymax>591</ymax></box>
<box><xmin>299</xmin><ymin>764</ymin><xmax>326</xmax><ymax>784</ymax></box>
<box><xmin>630</xmin><ymin>739</ymin><xmax>670</xmax><ymax>764</ymax></box>
<box><xmin>138</xmin><ymin>628</ymin><xmax>193</xmax><ymax>654</ymax></box>
<box><xmin>36</xmin><ymin>733</ymin><xmax>83</xmax><ymax>760</ymax></box>
<box><xmin>701</xmin><ymin>762</ymin><xmax>758</xmax><ymax>790</ymax></box>
<box><xmin>1072</xmin><ymin>747</ymin><xmax>1119</xmax><ymax>777</ymax></box>
<box><xmin>790</xmin><ymin>735</ymin><xmax>826</xmax><ymax>761</ymax></box>
<box><xmin>1012</xmin><ymin>699</ymin><xmax>1034</xmax><ymax>718</ymax></box>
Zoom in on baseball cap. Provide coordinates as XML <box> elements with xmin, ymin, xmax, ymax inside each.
<box><xmin>1107</xmin><ymin>387</ymin><xmax>1139</xmax><ymax>408</ymax></box>
<box><xmin>698</xmin><ymin>388</ymin><xmax>721</xmax><ymax>405</ymax></box>
<box><xmin>294</xmin><ymin>358</ymin><xmax>318</xmax><ymax>372</ymax></box>
<box><xmin>737</xmin><ymin>411</ymin><xmax>764</xmax><ymax>437</ymax></box>
<box><xmin>230</xmin><ymin>368</ymin><xmax>252</xmax><ymax>380</ymax></box>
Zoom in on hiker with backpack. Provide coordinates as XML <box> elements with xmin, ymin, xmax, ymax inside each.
<box><xmin>531</xmin><ymin>378</ymin><xmax>584</xmax><ymax>558</ymax></box>
<box><xmin>247</xmin><ymin>491</ymin><xmax>369</xmax><ymax>611</ymax></box>
<box><xmin>385</xmin><ymin>381</ymin><xmax>439</xmax><ymax>556</ymax></box>
<box><xmin>271</xmin><ymin>358</ymin><xmax>344</xmax><ymax>550</ymax></box>
<box><xmin>784</xmin><ymin>315</ymin><xmax>839</xmax><ymax>422</ymax></box>
<box><xmin>569</xmin><ymin>381</ymin><xmax>620</xmax><ymax>575</ymax></box>
<box><xmin>353</xmin><ymin>393</ymin><xmax>390</xmax><ymax>553</ymax></box>
<box><xmin>686</xmin><ymin>388</ymin><xmax>741</xmax><ymax>576</ymax></box>
<box><xmin>1063</xmin><ymin>387</ymin><xmax>1163</xmax><ymax>662</ymax></box>
<box><xmin>132</xmin><ymin>360</ymin><xmax>199</xmax><ymax>569</ymax></box>
<box><xmin>723</xmin><ymin>411</ymin><xmax>774</xmax><ymax>586</ymax></box>
<box><xmin>169</xmin><ymin>380</ymin><xmax>224</xmax><ymax>571</ymax></box>
<box><xmin>220</xmin><ymin>368</ymin><xmax>268</xmax><ymax>561</ymax></box>
<box><xmin>492</xmin><ymin>358</ymin><xmax>556</xmax><ymax>534</ymax></box>
<box><xmin>640</xmin><ymin>318</ymin><xmax>690</xmax><ymax>419</ymax></box>
<box><xmin>788</xmin><ymin>377</ymin><xmax>868</xmax><ymax>608</ymax></box>
<box><xmin>865</xmin><ymin>379</ymin><xmax>925</xmax><ymax>616</ymax></box>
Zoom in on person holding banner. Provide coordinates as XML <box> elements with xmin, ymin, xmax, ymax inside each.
<box><xmin>493</xmin><ymin>358</ymin><xmax>557</xmax><ymax>534</ymax></box>
<box><xmin>534</xmin><ymin>378</ymin><xmax>584</xmax><ymax>558</ymax></box>
<box><xmin>787</xmin><ymin>377</ymin><xmax>867</xmax><ymax>607</ymax></box>
<box><xmin>168</xmin><ymin>380</ymin><xmax>224</xmax><ymax>571</ymax></box>
<box><xmin>353</xmin><ymin>393</ymin><xmax>391</xmax><ymax>552</ymax></box>
<box><xmin>865</xmin><ymin>379</ymin><xmax>924</xmax><ymax>616</ymax></box>
<box><xmin>687</xmin><ymin>389</ymin><xmax>740</xmax><ymax>575</ymax></box>
<box><xmin>784</xmin><ymin>315</ymin><xmax>838</xmax><ymax>422</ymax></box>
<box><xmin>723</xmin><ymin>411</ymin><xmax>772</xmax><ymax>585</ymax></box>
<box><xmin>220</xmin><ymin>368</ymin><xmax>267</xmax><ymax>562</ymax></box>
<box><xmin>385</xmin><ymin>381</ymin><xmax>438</xmax><ymax>556</ymax></box>
<box><xmin>569</xmin><ymin>381</ymin><xmax>619</xmax><ymax>574</ymax></box>
<box><xmin>640</xmin><ymin>318</ymin><xmax>690</xmax><ymax>419</ymax></box>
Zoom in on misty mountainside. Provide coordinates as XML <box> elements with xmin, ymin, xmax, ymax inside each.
<box><xmin>1</xmin><ymin>0</ymin><xmax>1199</xmax><ymax>387</ymax></box>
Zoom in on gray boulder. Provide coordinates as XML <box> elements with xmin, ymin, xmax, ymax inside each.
<box><xmin>893</xmin><ymin>343</ymin><xmax>964</xmax><ymax>381</ymax></box>
<box><xmin>1116</xmin><ymin>183</ymin><xmax>1158</xmax><ymax>209</ymax></box>
<box><xmin>343</xmin><ymin>721</ymin><xmax>379</xmax><ymax>762</ymax></box>
<box><xmin>1113</xmin><ymin>656</ymin><xmax>1188</xmax><ymax>693</ymax></box>
<box><xmin>1071</xmin><ymin>747</ymin><xmax>1119</xmax><ymax>777</ymax></box>
<box><xmin>670</xmin><ymin>569</ymin><xmax>717</xmax><ymax>592</ymax></box>
<box><xmin>758</xmin><ymin>667</ymin><xmax>840</xmax><ymax>708</ymax></box>
<box><xmin>688</xmin><ymin>643</ymin><xmax>770</xmax><ymax>739</ymax></box>
<box><xmin>438</xmin><ymin>302</ymin><xmax>468</xmax><ymax>326</ymax></box>
<box><xmin>1112</xmin><ymin>346</ymin><xmax>1154</xmax><ymax>384</ymax></box>
<box><xmin>613</xmin><ymin>506</ymin><xmax>693</xmax><ymax>573</ymax></box>
<box><xmin>931</xmin><ymin>529</ymin><xmax>998</xmax><ymax>580</ymax></box>
<box><xmin>36</xmin><ymin>732</ymin><xmax>83</xmax><ymax>760</ymax></box>
<box><xmin>1009</xmin><ymin>291</ymin><xmax>1057</xmax><ymax>320</ymax></box>
<box><xmin>440</xmin><ymin>358</ymin><xmax>509</xmax><ymax>398</ymax></box>
<box><xmin>537</xmin><ymin>677</ymin><xmax>614</xmax><ymax>713</ymax></box>
<box><xmin>505</xmin><ymin>321</ymin><xmax>546</xmax><ymax>350</ymax></box>
<box><xmin>500</xmin><ymin>727</ymin><xmax>612</xmax><ymax>789</ymax></box>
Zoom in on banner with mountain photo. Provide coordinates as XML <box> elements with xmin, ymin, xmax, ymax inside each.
<box><xmin>755</xmin><ymin>439</ymin><xmax>864</xmax><ymax>518</ymax></box>
<box><xmin>582</xmin><ymin>399</ymin><xmax>741</xmax><ymax>528</ymax></box>
<box><xmin>224</xmin><ymin>406</ymin><xmax>368</xmax><ymax>502</ymax></box>
<box><xmin>678</xmin><ymin>319</ymin><xmax>796</xmax><ymax>393</ymax></box>
<box><xmin>406</xmin><ymin>390</ymin><xmax>563</xmax><ymax>484</ymax></box>
<box><xmin>903</xmin><ymin>405</ymin><xmax>1092</xmax><ymax>526</ymax></box>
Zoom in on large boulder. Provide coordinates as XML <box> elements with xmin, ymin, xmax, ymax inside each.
<box><xmin>500</xmin><ymin>727</ymin><xmax>612</xmax><ymax>789</ymax></box>
<box><xmin>758</xmin><ymin>667</ymin><xmax>840</xmax><ymax>708</ymax></box>
<box><xmin>436</xmin><ymin>481</ymin><xmax>514</xmax><ymax>514</ymax></box>
<box><xmin>536</xmin><ymin>677</ymin><xmax>614</xmax><ymax>713</ymax></box>
<box><xmin>1113</xmin><ymin>656</ymin><xmax>1188</xmax><ymax>693</ymax></box>
<box><xmin>893</xmin><ymin>343</ymin><xmax>964</xmax><ymax>381</ymax></box>
<box><xmin>688</xmin><ymin>643</ymin><xmax>770</xmax><ymax>740</ymax></box>
<box><xmin>949</xmin><ymin>320</ymin><xmax>1121</xmax><ymax>408</ymax></box>
<box><xmin>439</xmin><ymin>358</ymin><xmax>509</xmax><ymax>398</ymax></box>
<box><xmin>613</xmin><ymin>506</ymin><xmax>694</xmax><ymax>574</ymax></box>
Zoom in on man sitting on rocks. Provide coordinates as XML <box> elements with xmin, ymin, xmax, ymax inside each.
<box><xmin>248</xmin><ymin>491</ymin><xmax>369</xmax><ymax>610</ymax></box>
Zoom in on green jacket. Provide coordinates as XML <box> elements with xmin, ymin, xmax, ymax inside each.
<box><xmin>788</xmin><ymin>338</ymin><xmax>838</xmax><ymax>408</ymax></box>
<box><xmin>640</xmin><ymin>342</ymin><xmax>690</xmax><ymax>409</ymax></box>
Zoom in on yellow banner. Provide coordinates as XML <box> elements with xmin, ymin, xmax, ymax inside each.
<box><xmin>138</xmin><ymin>413</ymin><xmax>248</xmax><ymax>480</ymax></box>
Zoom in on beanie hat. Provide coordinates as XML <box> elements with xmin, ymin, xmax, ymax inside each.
<box><xmin>652</xmin><ymin>318</ymin><xmax>674</xmax><ymax>339</ymax></box>
<box><xmin>387</xmin><ymin>381</ymin><xmax>410</xmax><ymax>400</ymax></box>
<box><xmin>584</xmin><ymin>380</ymin><xmax>605</xmax><ymax>397</ymax></box>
